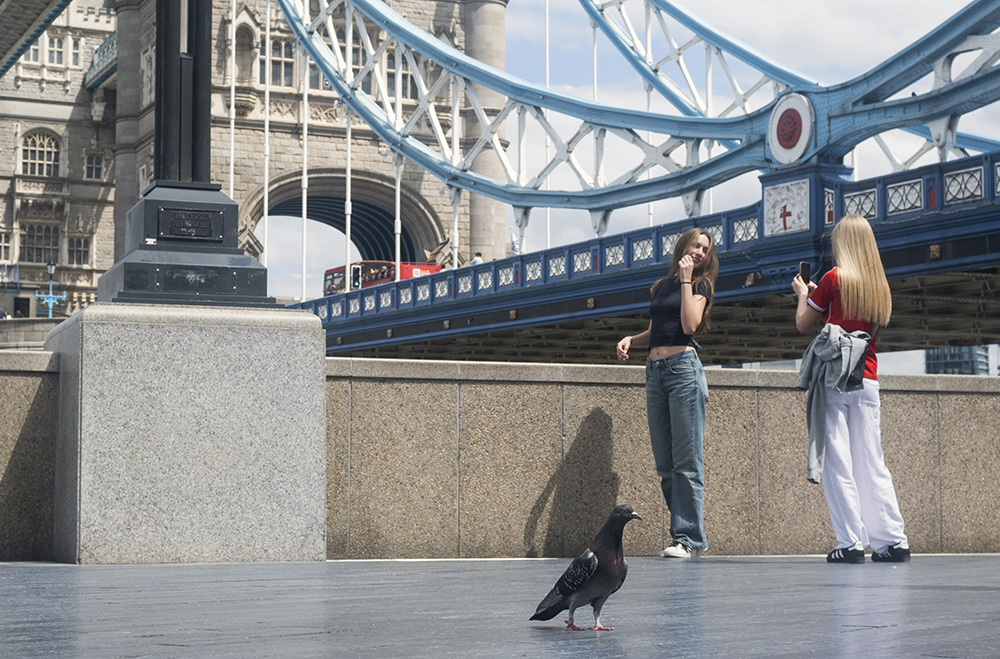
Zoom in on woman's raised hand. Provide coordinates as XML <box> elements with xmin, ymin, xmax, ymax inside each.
<box><xmin>791</xmin><ymin>273</ymin><xmax>817</xmax><ymax>297</ymax></box>
<box><xmin>679</xmin><ymin>255</ymin><xmax>695</xmax><ymax>282</ymax></box>
<box><xmin>616</xmin><ymin>335</ymin><xmax>632</xmax><ymax>361</ymax></box>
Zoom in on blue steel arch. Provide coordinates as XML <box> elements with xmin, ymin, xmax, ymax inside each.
<box><xmin>270</xmin><ymin>195</ymin><xmax>418</xmax><ymax>263</ymax></box>
<box><xmin>277</xmin><ymin>0</ymin><xmax>1000</xmax><ymax>213</ymax></box>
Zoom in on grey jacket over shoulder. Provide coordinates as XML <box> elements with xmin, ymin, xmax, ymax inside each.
<box><xmin>797</xmin><ymin>323</ymin><xmax>872</xmax><ymax>484</ymax></box>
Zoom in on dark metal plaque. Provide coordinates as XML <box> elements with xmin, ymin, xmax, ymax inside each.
<box><xmin>158</xmin><ymin>208</ymin><xmax>224</xmax><ymax>241</ymax></box>
<box><xmin>161</xmin><ymin>266</ymin><xmax>231</xmax><ymax>293</ymax></box>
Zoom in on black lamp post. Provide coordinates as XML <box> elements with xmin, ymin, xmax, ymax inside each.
<box><xmin>96</xmin><ymin>0</ymin><xmax>275</xmax><ymax>307</ymax></box>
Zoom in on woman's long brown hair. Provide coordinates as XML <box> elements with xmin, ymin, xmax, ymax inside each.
<box><xmin>649</xmin><ymin>228</ymin><xmax>719</xmax><ymax>333</ymax></box>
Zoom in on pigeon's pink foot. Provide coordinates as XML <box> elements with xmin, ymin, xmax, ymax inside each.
<box><xmin>592</xmin><ymin>625</ymin><xmax>615</xmax><ymax>631</ymax></box>
<box><xmin>564</xmin><ymin>620</ymin><xmax>584</xmax><ymax>631</ymax></box>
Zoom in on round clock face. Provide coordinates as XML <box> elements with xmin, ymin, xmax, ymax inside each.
<box><xmin>768</xmin><ymin>93</ymin><xmax>814</xmax><ymax>164</ymax></box>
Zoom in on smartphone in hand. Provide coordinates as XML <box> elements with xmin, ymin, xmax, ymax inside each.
<box><xmin>799</xmin><ymin>261</ymin><xmax>811</xmax><ymax>283</ymax></box>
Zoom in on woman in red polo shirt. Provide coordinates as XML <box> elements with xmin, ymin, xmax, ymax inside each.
<box><xmin>792</xmin><ymin>215</ymin><xmax>909</xmax><ymax>563</ymax></box>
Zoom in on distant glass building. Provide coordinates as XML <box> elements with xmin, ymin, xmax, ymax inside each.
<box><xmin>924</xmin><ymin>346</ymin><xmax>990</xmax><ymax>375</ymax></box>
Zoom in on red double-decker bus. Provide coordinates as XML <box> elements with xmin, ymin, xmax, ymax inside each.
<box><xmin>323</xmin><ymin>260</ymin><xmax>443</xmax><ymax>295</ymax></box>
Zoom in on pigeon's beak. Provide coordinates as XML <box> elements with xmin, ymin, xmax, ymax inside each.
<box><xmin>631</xmin><ymin>512</ymin><xmax>642</xmax><ymax>520</ymax></box>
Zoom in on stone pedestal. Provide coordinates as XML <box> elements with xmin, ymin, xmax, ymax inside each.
<box><xmin>44</xmin><ymin>303</ymin><xmax>326</xmax><ymax>564</ymax></box>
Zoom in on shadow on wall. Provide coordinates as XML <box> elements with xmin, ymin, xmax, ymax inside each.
<box><xmin>523</xmin><ymin>408</ymin><xmax>619</xmax><ymax>557</ymax></box>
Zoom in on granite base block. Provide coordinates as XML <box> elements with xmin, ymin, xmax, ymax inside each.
<box><xmin>45</xmin><ymin>304</ymin><xmax>326</xmax><ymax>564</ymax></box>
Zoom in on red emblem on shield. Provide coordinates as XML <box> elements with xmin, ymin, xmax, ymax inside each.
<box><xmin>776</xmin><ymin>109</ymin><xmax>802</xmax><ymax>149</ymax></box>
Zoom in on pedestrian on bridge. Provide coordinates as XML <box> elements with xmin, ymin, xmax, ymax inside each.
<box><xmin>616</xmin><ymin>228</ymin><xmax>717</xmax><ymax>559</ymax></box>
<box><xmin>792</xmin><ymin>214</ymin><xmax>909</xmax><ymax>564</ymax></box>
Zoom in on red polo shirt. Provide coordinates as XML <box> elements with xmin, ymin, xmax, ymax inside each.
<box><xmin>807</xmin><ymin>268</ymin><xmax>880</xmax><ymax>381</ymax></box>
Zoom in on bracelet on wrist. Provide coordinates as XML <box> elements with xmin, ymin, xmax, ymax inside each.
<box><xmin>681</xmin><ymin>281</ymin><xmax>692</xmax><ymax>285</ymax></box>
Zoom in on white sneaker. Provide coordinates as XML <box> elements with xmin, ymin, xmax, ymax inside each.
<box><xmin>659</xmin><ymin>541</ymin><xmax>694</xmax><ymax>558</ymax></box>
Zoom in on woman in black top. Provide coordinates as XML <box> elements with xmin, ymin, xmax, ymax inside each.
<box><xmin>616</xmin><ymin>228</ymin><xmax>718</xmax><ymax>558</ymax></box>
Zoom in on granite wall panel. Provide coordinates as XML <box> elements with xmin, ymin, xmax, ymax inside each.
<box><xmin>0</xmin><ymin>372</ymin><xmax>58</xmax><ymax>561</ymax></box>
<box><xmin>458</xmin><ymin>383</ymin><xmax>562</xmax><ymax>558</ymax></box>
<box><xmin>326</xmin><ymin>378</ymin><xmax>351</xmax><ymax>559</ymax></box>
<box><xmin>561</xmin><ymin>384</ymin><xmax>662</xmax><ymax>558</ymax></box>
<box><xmin>880</xmin><ymin>392</ymin><xmax>941</xmax><ymax>553</ymax></box>
<box><xmin>703</xmin><ymin>387</ymin><xmax>760</xmax><ymax>556</ymax></box>
<box><xmin>757</xmin><ymin>389</ymin><xmax>833</xmax><ymax>554</ymax></box>
<box><xmin>348</xmin><ymin>380</ymin><xmax>459</xmax><ymax>558</ymax></box>
<box><xmin>939</xmin><ymin>394</ymin><xmax>1000</xmax><ymax>552</ymax></box>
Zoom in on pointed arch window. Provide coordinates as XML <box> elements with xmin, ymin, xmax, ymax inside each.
<box><xmin>22</xmin><ymin>132</ymin><xmax>61</xmax><ymax>177</ymax></box>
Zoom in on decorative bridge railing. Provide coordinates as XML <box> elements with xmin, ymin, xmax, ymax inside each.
<box><xmin>290</xmin><ymin>151</ymin><xmax>1000</xmax><ymax>328</ymax></box>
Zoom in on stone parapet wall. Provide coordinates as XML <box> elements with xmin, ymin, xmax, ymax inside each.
<box><xmin>324</xmin><ymin>358</ymin><xmax>1000</xmax><ymax>559</ymax></box>
<box><xmin>3</xmin><ymin>354</ymin><xmax>998</xmax><ymax>561</ymax></box>
<box><xmin>0</xmin><ymin>319</ymin><xmax>62</xmax><ymax>351</ymax></box>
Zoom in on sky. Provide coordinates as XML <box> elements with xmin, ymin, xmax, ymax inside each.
<box><xmin>257</xmin><ymin>0</ymin><xmax>999</xmax><ymax>374</ymax></box>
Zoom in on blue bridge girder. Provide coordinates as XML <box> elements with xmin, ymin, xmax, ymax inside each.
<box><xmin>291</xmin><ymin>152</ymin><xmax>1000</xmax><ymax>362</ymax></box>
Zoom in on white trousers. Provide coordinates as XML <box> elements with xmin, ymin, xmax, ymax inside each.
<box><xmin>822</xmin><ymin>379</ymin><xmax>907</xmax><ymax>553</ymax></box>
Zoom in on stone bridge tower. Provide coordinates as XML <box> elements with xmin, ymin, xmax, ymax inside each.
<box><xmin>109</xmin><ymin>0</ymin><xmax>510</xmax><ymax>272</ymax></box>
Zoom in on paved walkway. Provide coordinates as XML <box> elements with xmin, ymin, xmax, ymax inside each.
<box><xmin>2</xmin><ymin>556</ymin><xmax>998</xmax><ymax>658</ymax></box>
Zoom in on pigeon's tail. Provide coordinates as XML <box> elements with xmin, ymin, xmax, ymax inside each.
<box><xmin>530</xmin><ymin>588</ymin><xmax>566</xmax><ymax>621</ymax></box>
<box><xmin>529</xmin><ymin>603</ymin><xmax>564</xmax><ymax>621</ymax></box>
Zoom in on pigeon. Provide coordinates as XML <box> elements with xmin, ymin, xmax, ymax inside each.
<box><xmin>529</xmin><ymin>504</ymin><xmax>641</xmax><ymax>631</ymax></box>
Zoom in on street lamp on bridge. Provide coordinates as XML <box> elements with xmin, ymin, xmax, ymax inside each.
<box><xmin>35</xmin><ymin>260</ymin><xmax>66</xmax><ymax>319</ymax></box>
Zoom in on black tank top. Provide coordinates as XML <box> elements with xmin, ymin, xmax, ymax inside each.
<box><xmin>649</xmin><ymin>278</ymin><xmax>710</xmax><ymax>348</ymax></box>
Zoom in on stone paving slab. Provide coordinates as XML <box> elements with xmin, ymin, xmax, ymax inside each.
<box><xmin>1</xmin><ymin>556</ymin><xmax>998</xmax><ymax>658</ymax></box>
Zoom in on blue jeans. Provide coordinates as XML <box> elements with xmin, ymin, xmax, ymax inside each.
<box><xmin>646</xmin><ymin>350</ymin><xmax>708</xmax><ymax>551</ymax></box>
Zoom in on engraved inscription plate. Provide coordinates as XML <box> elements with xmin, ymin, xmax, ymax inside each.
<box><xmin>158</xmin><ymin>208</ymin><xmax>224</xmax><ymax>241</ymax></box>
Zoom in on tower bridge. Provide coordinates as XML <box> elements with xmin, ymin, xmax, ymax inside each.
<box><xmin>260</xmin><ymin>0</ymin><xmax>1000</xmax><ymax>363</ymax></box>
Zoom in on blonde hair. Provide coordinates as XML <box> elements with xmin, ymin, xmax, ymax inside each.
<box><xmin>832</xmin><ymin>215</ymin><xmax>892</xmax><ymax>325</ymax></box>
<box><xmin>650</xmin><ymin>228</ymin><xmax>719</xmax><ymax>332</ymax></box>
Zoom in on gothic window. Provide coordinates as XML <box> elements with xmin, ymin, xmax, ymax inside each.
<box><xmin>68</xmin><ymin>238</ymin><xmax>90</xmax><ymax>265</ymax></box>
<box><xmin>19</xmin><ymin>224</ymin><xmax>59</xmax><ymax>264</ymax></box>
<box><xmin>21</xmin><ymin>132</ymin><xmax>60</xmax><ymax>177</ymax></box>
<box><xmin>333</xmin><ymin>28</ymin><xmax>372</xmax><ymax>94</ymax></box>
<box><xmin>24</xmin><ymin>42</ymin><xmax>40</xmax><ymax>63</ymax></box>
<box><xmin>387</xmin><ymin>49</ymin><xmax>418</xmax><ymax>100</ymax></box>
<box><xmin>259</xmin><ymin>39</ymin><xmax>295</xmax><ymax>87</ymax></box>
<box><xmin>85</xmin><ymin>153</ymin><xmax>103</xmax><ymax>180</ymax></box>
<box><xmin>0</xmin><ymin>232</ymin><xmax>10</xmax><ymax>261</ymax></box>
<box><xmin>48</xmin><ymin>36</ymin><xmax>64</xmax><ymax>65</ymax></box>
<box><xmin>309</xmin><ymin>63</ymin><xmax>333</xmax><ymax>91</ymax></box>
<box><xmin>235</xmin><ymin>26</ymin><xmax>256</xmax><ymax>83</ymax></box>
<box><xmin>72</xmin><ymin>38</ymin><xmax>81</xmax><ymax>67</ymax></box>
